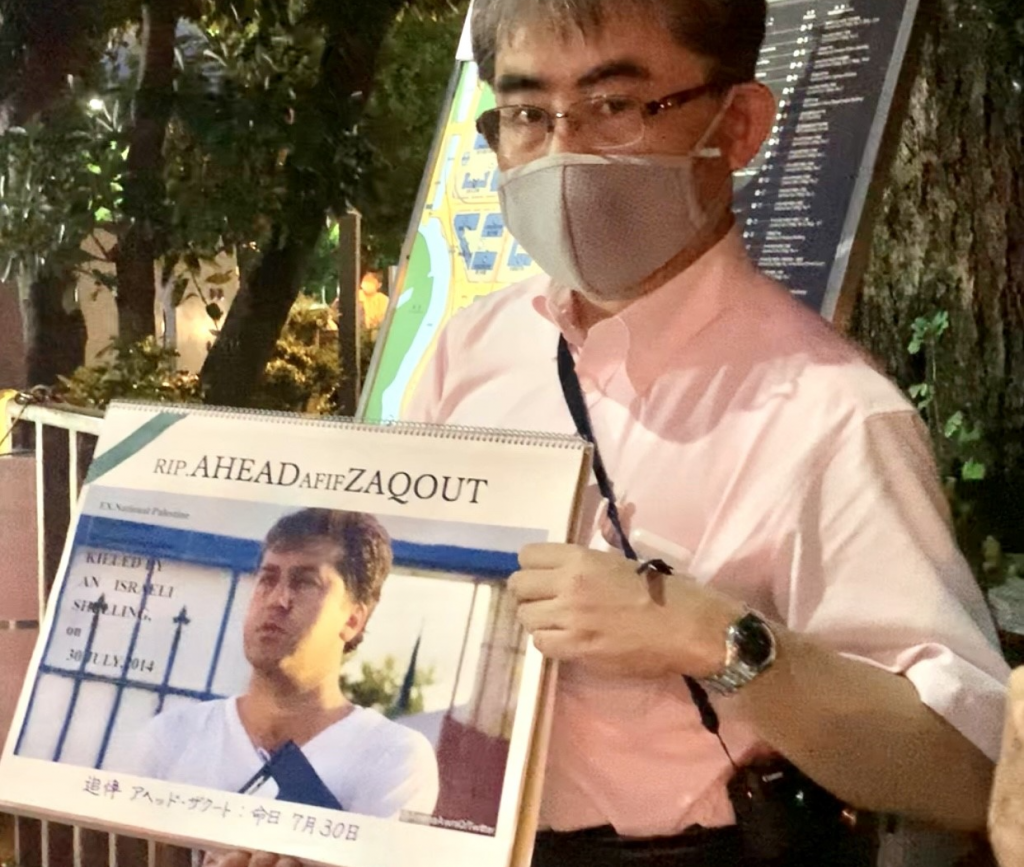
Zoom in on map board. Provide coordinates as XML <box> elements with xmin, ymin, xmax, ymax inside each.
<box><xmin>360</xmin><ymin>0</ymin><xmax>920</xmax><ymax>423</ymax></box>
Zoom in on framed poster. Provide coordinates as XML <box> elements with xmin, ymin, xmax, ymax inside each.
<box><xmin>0</xmin><ymin>402</ymin><xmax>591</xmax><ymax>867</ymax></box>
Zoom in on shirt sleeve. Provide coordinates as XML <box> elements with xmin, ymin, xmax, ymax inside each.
<box><xmin>783</xmin><ymin>409</ymin><xmax>1009</xmax><ymax>760</ymax></box>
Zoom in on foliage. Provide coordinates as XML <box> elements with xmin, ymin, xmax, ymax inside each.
<box><xmin>906</xmin><ymin>311</ymin><xmax>987</xmax><ymax>485</ymax></box>
<box><xmin>249</xmin><ymin>297</ymin><xmax>342</xmax><ymax>414</ymax></box>
<box><xmin>0</xmin><ymin>83</ymin><xmax>124</xmax><ymax>289</ymax></box>
<box><xmin>340</xmin><ymin>654</ymin><xmax>436</xmax><ymax>718</ymax></box>
<box><xmin>360</xmin><ymin>2</ymin><xmax>467</xmax><ymax>269</ymax></box>
<box><xmin>54</xmin><ymin>337</ymin><xmax>201</xmax><ymax>409</ymax></box>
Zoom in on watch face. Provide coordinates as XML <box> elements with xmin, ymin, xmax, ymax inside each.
<box><xmin>735</xmin><ymin>613</ymin><xmax>775</xmax><ymax>668</ymax></box>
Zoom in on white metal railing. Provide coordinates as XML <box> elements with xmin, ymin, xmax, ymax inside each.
<box><xmin>2</xmin><ymin>400</ymin><xmax>197</xmax><ymax>867</ymax></box>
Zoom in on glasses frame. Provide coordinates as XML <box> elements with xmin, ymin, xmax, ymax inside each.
<box><xmin>475</xmin><ymin>82</ymin><xmax>724</xmax><ymax>154</ymax></box>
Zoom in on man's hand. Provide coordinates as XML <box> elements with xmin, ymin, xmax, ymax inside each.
<box><xmin>991</xmin><ymin>667</ymin><xmax>1024</xmax><ymax>867</ymax></box>
<box><xmin>510</xmin><ymin>543</ymin><xmax>742</xmax><ymax>678</ymax></box>
<box><xmin>202</xmin><ymin>851</ymin><xmax>303</xmax><ymax>867</ymax></box>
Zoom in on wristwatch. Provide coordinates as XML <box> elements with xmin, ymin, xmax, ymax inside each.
<box><xmin>699</xmin><ymin>611</ymin><xmax>777</xmax><ymax>696</ymax></box>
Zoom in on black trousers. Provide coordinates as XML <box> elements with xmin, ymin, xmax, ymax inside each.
<box><xmin>531</xmin><ymin>823</ymin><xmax>879</xmax><ymax>867</ymax></box>
<box><xmin>532</xmin><ymin>826</ymin><xmax>744</xmax><ymax>867</ymax></box>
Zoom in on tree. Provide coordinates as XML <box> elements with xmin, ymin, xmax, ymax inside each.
<box><xmin>114</xmin><ymin>2</ymin><xmax>185</xmax><ymax>344</ymax></box>
<box><xmin>340</xmin><ymin>654</ymin><xmax>436</xmax><ymax>718</ymax></box>
<box><xmin>850</xmin><ymin>0</ymin><xmax>1024</xmax><ymax>565</ymax></box>
<box><xmin>359</xmin><ymin>3</ymin><xmax>468</xmax><ymax>269</ymax></box>
<box><xmin>0</xmin><ymin>0</ymin><xmax>134</xmax><ymax>386</ymax></box>
<box><xmin>198</xmin><ymin>0</ymin><xmax>415</xmax><ymax>407</ymax></box>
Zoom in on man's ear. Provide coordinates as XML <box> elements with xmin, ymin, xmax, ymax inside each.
<box><xmin>341</xmin><ymin>602</ymin><xmax>370</xmax><ymax>645</ymax></box>
<box><xmin>718</xmin><ymin>81</ymin><xmax>777</xmax><ymax>172</ymax></box>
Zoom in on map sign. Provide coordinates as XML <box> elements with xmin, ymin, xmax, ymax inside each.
<box><xmin>361</xmin><ymin>0</ymin><xmax>919</xmax><ymax>423</ymax></box>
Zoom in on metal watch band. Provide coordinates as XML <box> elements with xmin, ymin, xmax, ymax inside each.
<box><xmin>698</xmin><ymin>611</ymin><xmax>777</xmax><ymax>697</ymax></box>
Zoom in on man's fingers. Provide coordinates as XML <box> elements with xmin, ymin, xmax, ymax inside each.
<box><xmin>532</xmin><ymin>629</ymin><xmax>575</xmax><ymax>660</ymax></box>
<box><xmin>250</xmin><ymin>854</ymin><xmax>283</xmax><ymax>867</ymax></box>
<box><xmin>212</xmin><ymin>853</ymin><xmax>250</xmax><ymax>867</ymax></box>
<box><xmin>277</xmin><ymin>859</ymin><xmax>303</xmax><ymax>867</ymax></box>
<box><xmin>518</xmin><ymin>542</ymin><xmax>583</xmax><ymax>570</ymax></box>
<box><xmin>517</xmin><ymin>598</ymin><xmax>567</xmax><ymax>633</ymax></box>
<box><xmin>1011</xmin><ymin>667</ymin><xmax>1024</xmax><ymax>736</ymax></box>
<box><xmin>509</xmin><ymin>569</ymin><xmax>561</xmax><ymax>602</ymax></box>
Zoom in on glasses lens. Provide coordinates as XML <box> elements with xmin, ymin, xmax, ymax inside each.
<box><xmin>579</xmin><ymin>96</ymin><xmax>644</xmax><ymax>150</ymax></box>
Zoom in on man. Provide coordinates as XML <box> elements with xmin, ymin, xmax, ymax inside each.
<box><xmin>219</xmin><ymin>1</ymin><xmax>1009</xmax><ymax>864</ymax></box>
<box><xmin>992</xmin><ymin>668</ymin><xmax>1024</xmax><ymax>866</ymax></box>
<box><xmin>129</xmin><ymin>508</ymin><xmax>439</xmax><ymax>821</ymax></box>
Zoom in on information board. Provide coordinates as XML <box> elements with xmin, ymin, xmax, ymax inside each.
<box><xmin>361</xmin><ymin>0</ymin><xmax>920</xmax><ymax>422</ymax></box>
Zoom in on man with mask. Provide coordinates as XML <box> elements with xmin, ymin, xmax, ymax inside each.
<box><xmin>213</xmin><ymin>1</ymin><xmax>1009</xmax><ymax>865</ymax></box>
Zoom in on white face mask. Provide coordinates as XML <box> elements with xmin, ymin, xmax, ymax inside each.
<box><xmin>497</xmin><ymin>98</ymin><xmax>733</xmax><ymax>301</ymax></box>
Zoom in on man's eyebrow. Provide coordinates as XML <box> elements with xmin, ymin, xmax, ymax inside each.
<box><xmin>577</xmin><ymin>60</ymin><xmax>652</xmax><ymax>89</ymax></box>
<box><xmin>494</xmin><ymin>72</ymin><xmax>548</xmax><ymax>95</ymax></box>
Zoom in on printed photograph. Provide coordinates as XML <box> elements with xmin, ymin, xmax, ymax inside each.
<box><xmin>14</xmin><ymin>487</ymin><xmax>547</xmax><ymax>836</ymax></box>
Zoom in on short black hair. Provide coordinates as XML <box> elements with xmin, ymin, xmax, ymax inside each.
<box><xmin>262</xmin><ymin>509</ymin><xmax>393</xmax><ymax>653</ymax></box>
<box><xmin>471</xmin><ymin>0</ymin><xmax>767</xmax><ymax>88</ymax></box>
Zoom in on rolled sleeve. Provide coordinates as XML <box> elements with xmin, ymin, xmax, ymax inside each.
<box><xmin>787</xmin><ymin>410</ymin><xmax>1009</xmax><ymax>760</ymax></box>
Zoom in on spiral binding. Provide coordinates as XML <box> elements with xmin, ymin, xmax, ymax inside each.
<box><xmin>107</xmin><ymin>400</ymin><xmax>590</xmax><ymax>450</ymax></box>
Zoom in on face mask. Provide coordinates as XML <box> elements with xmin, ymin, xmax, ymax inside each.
<box><xmin>497</xmin><ymin>98</ymin><xmax>733</xmax><ymax>301</ymax></box>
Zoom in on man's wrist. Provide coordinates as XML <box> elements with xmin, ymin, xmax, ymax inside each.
<box><xmin>697</xmin><ymin>610</ymin><xmax>778</xmax><ymax>696</ymax></box>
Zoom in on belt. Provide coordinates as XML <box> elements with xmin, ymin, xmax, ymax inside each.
<box><xmin>532</xmin><ymin>824</ymin><xmax>744</xmax><ymax>867</ymax></box>
<box><xmin>0</xmin><ymin>620</ymin><xmax>39</xmax><ymax>631</ymax></box>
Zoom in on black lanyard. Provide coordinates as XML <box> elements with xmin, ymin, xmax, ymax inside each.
<box><xmin>556</xmin><ymin>334</ymin><xmax>725</xmax><ymax>741</ymax></box>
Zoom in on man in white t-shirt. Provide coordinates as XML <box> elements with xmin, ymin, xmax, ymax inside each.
<box><xmin>127</xmin><ymin>508</ymin><xmax>439</xmax><ymax>820</ymax></box>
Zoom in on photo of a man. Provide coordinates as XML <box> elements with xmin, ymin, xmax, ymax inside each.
<box><xmin>126</xmin><ymin>508</ymin><xmax>440</xmax><ymax>819</ymax></box>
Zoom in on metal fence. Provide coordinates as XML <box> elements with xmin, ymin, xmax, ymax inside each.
<box><xmin>1</xmin><ymin>400</ymin><xmax>196</xmax><ymax>867</ymax></box>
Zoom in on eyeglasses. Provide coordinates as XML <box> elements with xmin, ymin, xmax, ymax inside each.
<box><xmin>476</xmin><ymin>83</ymin><xmax>723</xmax><ymax>160</ymax></box>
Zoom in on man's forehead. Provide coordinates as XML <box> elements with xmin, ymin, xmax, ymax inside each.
<box><xmin>493</xmin><ymin>12</ymin><xmax>709</xmax><ymax>92</ymax></box>
<box><xmin>261</xmin><ymin>539</ymin><xmax>338</xmax><ymax>566</ymax></box>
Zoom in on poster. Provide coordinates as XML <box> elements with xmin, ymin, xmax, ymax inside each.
<box><xmin>0</xmin><ymin>403</ymin><xmax>590</xmax><ymax>867</ymax></box>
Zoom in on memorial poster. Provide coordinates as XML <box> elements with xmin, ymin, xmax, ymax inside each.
<box><xmin>0</xmin><ymin>402</ymin><xmax>591</xmax><ymax>867</ymax></box>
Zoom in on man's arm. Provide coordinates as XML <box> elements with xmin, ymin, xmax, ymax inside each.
<box><xmin>990</xmin><ymin>668</ymin><xmax>1024</xmax><ymax>865</ymax></box>
<box><xmin>511</xmin><ymin>411</ymin><xmax>1007</xmax><ymax>832</ymax></box>
<box><xmin>735</xmin><ymin>626</ymin><xmax>994</xmax><ymax>830</ymax></box>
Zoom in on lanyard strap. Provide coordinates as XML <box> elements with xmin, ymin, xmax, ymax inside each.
<box><xmin>556</xmin><ymin>335</ymin><xmax>724</xmax><ymax>740</ymax></box>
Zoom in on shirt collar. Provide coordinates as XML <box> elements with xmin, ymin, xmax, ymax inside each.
<box><xmin>531</xmin><ymin>226</ymin><xmax>754</xmax><ymax>395</ymax></box>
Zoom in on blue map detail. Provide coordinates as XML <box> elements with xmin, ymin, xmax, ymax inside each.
<box><xmin>471</xmin><ymin>251</ymin><xmax>498</xmax><ymax>274</ymax></box>
<box><xmin>474</xmin><ymin>133</ymin><xmax>490</xmax><ymax>150</ymax></box>
<box><xmin>508</xmin><ymin>241</ymin><xmax>533</xmax><ymax>269</ymax></box>
<box><xmin>462</xmin><ymin>172</ymin><xmax>491</xmax><ymax>191</ymax></box>
<box><xmin>482</xmin><ymin>214</ymin><xmax>505</xmax><ymax>238</ymax></box>
<box><xmin>454</xmin><ymin>214</ymin><xmax>481</xmax><ymax>266</ymax></box>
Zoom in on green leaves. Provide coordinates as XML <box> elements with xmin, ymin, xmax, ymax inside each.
<box><xmin>906</xmin><ymin>310</ymin><xmax>988</xmax><ymax>488</ymax></box>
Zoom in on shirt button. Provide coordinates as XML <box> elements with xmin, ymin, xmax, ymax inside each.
<box><xmin>578</xmin><ymin>373</ymin><xmax>598</xmax><ymax>393</ymax></box>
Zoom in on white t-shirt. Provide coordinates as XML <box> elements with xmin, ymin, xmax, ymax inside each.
<box><xmin>125</xmin><ymin>698</ymin><xmax>439</xmax><ymax>819</ymax></box>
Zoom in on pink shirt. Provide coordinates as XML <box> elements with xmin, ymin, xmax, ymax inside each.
<box><xmin>404</xmin><ymin>228</ymin><xmax>1009</xmax><ymax>837</ymax></box>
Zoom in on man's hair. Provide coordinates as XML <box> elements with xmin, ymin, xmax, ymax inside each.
<box><xmin>471</xmin><ymin>0</ymin><xmax>767</xmax><ymax>88</ymax></box>
<box><xmin>262</xmin><ymin>509</ymin><xmax>393</xmax><ymax>653</ymax></box>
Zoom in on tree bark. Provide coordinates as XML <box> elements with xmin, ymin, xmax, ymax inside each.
<box><xmin>850</xmin><ymin>0</ymin><xmax>1024</xmax><ymax>551</ymax></box>
<box><xmin>19</xmin><ymin>269</ymin><xmax>87</xmax><ymax>388</ymax></box>
<box><xmin>200</xmin><ymin>0</ymin><xmax>408</xmax><ymax>408</ymax></box>
<box><xmin>115</xmin><ymin>2</ymin><xmax>179</xmax><ymax>344</ymax></box>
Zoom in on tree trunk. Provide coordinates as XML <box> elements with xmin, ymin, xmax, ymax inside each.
<box><xmin>850</xmin><ymin>0</ymin><xmax>1024</xmax><ymax>551</ymax></box>
<box><xmin>200</xmin><ymin>221</ymin><xmax>324</xmax><ymax>407</ymax></box>
<box><xmin>199</xmin><ymin>1</ymin><xmax>407</xmax><ymax>408</ymax></box>
<box><xmin>115</xmin><ymin>2</ymin><xmax>178</xmax><ymax>344</ymax></box>
<box><xmin>19</xmin><ymin>270</ymin><xmax>87</xmax><ymax>388</ymax></box>
<box><xmin>2</xmin><ymin>0</ymin><xmax>105</xmax><ymax>384</ymax></box>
